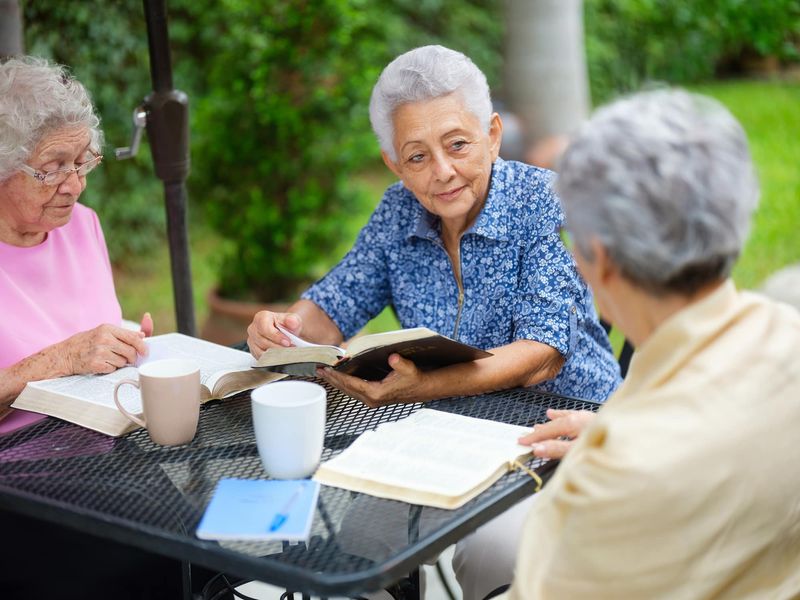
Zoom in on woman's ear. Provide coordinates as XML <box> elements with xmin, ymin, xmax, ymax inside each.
<box><xmin>381</xmin><ymin>150</ymin><xmax>402</xmax><ymax>179</ymax></box>
<box><xmin>588</xmin><ymin>239</ymin><xmax>619</xmax><ymax>286</ymax></box>
<box><xmin>488</xmin><ymin>112</ymin><xmax>503</xmax><ymax>161</ymax></box>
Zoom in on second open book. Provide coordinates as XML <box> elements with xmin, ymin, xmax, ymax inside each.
<box><xmin>313</xmin><ymin>409</ymin><xmax>534</xmax><ymax>509</ymax></box>
<box><xmin>257</xmin><ymin>326</ymin><xmax>492</xmax><ymax>380</ymax></box>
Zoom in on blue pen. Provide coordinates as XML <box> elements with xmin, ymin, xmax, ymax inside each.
<box><xmin>269</xmin><ymin>482</ymin><xmax>306</xmax><ymax>532</ymax></box>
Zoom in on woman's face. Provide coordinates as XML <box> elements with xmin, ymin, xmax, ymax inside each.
<box><xmin>0</xmin><ymin>127</ymin><xmax>92</xmax><ymax>245</ymax></box>
<box><xmin>382</xmin><ymin>94</ymin><xmax>502</xmax><ymax>236</ymax></box>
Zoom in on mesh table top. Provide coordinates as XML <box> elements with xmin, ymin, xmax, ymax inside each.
<box><xmin>0</xmin><ymin>379</ymin><xmax>600</xmax><ymax>596</ymax></box>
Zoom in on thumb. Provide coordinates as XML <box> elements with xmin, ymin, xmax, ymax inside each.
<box><xmin>283</xmin><ymin>313</ymin><xmax>302</xmax><ymax>333</ymax></box>
<box><xmin>387</xmin><ymin>353</ymin><xmax>418</xmax><ymax>376</ymax></box>
<box><xmin>140</xmin><ymin>312</ymin><xmax>154</xmax><ymax>337</ymax></box>
<box><xmin>530</xmin><ymin>440</ymin><xmax>573</xmax><ymax>460</ymax></box>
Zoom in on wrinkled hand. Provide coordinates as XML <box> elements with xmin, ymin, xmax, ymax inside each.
<box><xmin>247</xmin><ymin>311</ymin><xmax>303</xmax><ymax>359</ymax></box>
<box><xmin>318</xmin><ymin>353</ymin><xmax>426</xmax><ymax>408</ymax></box>
<box><xmin>518</xmin><ymin>408</ymin><xmax>596</xmax><ymax>459</ymax></box>
<box><xmin>61</xmin><ymin>324</ymin><xmax>149</xmax><ymax>375</ymax></box>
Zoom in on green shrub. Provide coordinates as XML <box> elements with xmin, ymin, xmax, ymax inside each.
<box><xmin>186</xmin><ymin>0</ymin><xmax>503</xmax><ymax>303</ymax></box>
<box><xmin>585</xmin><ymin>0</ymin><xmax>800</xmax><ymax>103</ymax></box>
<box><xmin>185</xmin><ymin>0</ymin><xmax>380</xmax><ymax>302</ymax></box>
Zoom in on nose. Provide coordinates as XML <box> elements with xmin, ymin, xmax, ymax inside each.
<box><xmin>58</xmin><ymin>170</ymin><xmax>84</xmax><ymax>195</ymax></box>
<box><xmin>431</xmin><ymin>151</ymin><xmax>456</xmax><ymax>182</ymax></box>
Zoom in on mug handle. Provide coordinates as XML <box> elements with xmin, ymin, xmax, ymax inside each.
<box><xmin>113</xmin><ymin>379</ymin><xmax>147</xmax><ymax>428</ymax></box>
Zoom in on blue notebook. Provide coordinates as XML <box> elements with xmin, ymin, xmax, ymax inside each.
<box><xmin>196</xmin><ymin>478</ymin><xmax>320</xmax><ymax>541</ymax></box>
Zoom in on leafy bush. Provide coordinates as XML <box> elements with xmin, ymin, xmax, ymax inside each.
<box><xmin>183</xmin><ymin>0</ymin><xmax>379</xmax><ymax>302</ymax></box>
<box><xmin>585</xmin><ymin>0</ymin><xmax>800</xmax><ymax>103</ymax></box>
<box><xmin>185</xmin><ymin>0</ymin><xmax>503</xmax><ymax>302</ymax></box>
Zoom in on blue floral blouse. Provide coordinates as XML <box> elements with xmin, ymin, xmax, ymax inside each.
<box><xmin>303</xmin><ymin>158</ymin><xmax>621</xmax><ymax>401</ymax></box>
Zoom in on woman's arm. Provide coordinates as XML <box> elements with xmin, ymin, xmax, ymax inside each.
<box><xmin>0</xmin><ymin>324</ymin><xmax>149</xmax><ymax>406</ymax></box>
<box><xmin>319</xmin><ymin>338</ymin><xmax>565</xmax><ymax>407</ymax></box>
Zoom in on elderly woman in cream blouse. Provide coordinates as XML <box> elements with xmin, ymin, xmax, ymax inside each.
<box><xmin>497</xmin><ymin>90</ymin><xmax>800</xmax><ymax>599</ymax></box>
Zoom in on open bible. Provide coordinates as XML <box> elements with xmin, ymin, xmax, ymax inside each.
<box><xmin>313</xmin><ymin>409</ymin><xmax>534</xmax><ymax>509</ymax></box>
<box><xmin>257</xmin><ymin>326</ymin><xmax>492</xmax><ymax>380</ymax></box>
<box><xmin>12</xmin><ymin>333</ymin><xmax>285</xmax><ymax>437</ymax></box>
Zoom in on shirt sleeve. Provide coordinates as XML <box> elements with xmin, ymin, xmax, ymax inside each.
<box><xmin>513</xmin><ymin>230</ymin><xmax>583</xmax><ymax>358</ymax></box>
<box><xmin>302</xmin><ymin>195</ymin><xmax>394</xmax><ymax>339</ymax></box>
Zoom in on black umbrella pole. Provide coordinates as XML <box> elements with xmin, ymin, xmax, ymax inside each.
<box><xmin>164</xmin><ymin>181</ymin><xmax>196</xmax><ymax>336</ymax></box>
<box><xmin>143</xmin><ymin>0</ymin><xmax>173</xmax><ymax>92</ymax></box>
<box><xmin>142</xmin><ymin>0</ymin><xmax>196</xmax><ymax>336</ymax></box>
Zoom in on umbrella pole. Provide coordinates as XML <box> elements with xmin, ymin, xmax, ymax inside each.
<box><xmin>141</xmin><ymin>0</ymin><xmax>196</xmax><ymax>336</ymax></box>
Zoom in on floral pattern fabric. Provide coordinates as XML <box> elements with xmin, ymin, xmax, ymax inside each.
<box><xmin>303</xmin><ymin>158</ymin><xmax>621</xmax><ymax>401</ymax></box>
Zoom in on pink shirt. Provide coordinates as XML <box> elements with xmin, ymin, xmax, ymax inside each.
<box><xmin>0</xmin><ymin>203</ymin><xmax>122</xmax><ymax>432</ymax></box>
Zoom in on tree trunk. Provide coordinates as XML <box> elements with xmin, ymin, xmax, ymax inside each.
<box><xmin>0</xmin><ymin>0</ymin><xmax>24</xmax><ymax>58</ymax></box>
<box><xmin>504</xmin><ymin>0</ymin><xmax>589</xmax><ymax>162</ymax></box>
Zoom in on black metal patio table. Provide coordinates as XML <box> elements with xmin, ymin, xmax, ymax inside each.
<box><xmin>0</xmin><ymin>379</ymin><xmax>600</xmax><ymax>597</ymax></box>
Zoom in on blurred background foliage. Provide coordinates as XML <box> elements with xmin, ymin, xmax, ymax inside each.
<box><xmin>19</xmin><ymin>0</ymin><xmax>800</xmax><ymax>331</ymax></box>
<box><xmin>585</xmin><ymin>0</ymin><xmax>800</xmax><ymax>103</ymax></box>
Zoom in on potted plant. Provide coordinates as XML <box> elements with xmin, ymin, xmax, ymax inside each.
<box><xmin>188</xmin><ymin>1</ymin><xmax>385</xmax><ymax>344</ymax></box>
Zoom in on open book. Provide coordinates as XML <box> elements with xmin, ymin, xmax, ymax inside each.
<box><xmin>12</xmin><ymin>333</ymin><xmax>285</xmax><ymax>437</ymax></box>
<box><xmin>313</xmin><ymin>409</ymin><xmax>533</xmax><ymax>509</ymax></box>
<box><xmin>257</xmin><ymin>326</ymin><xmax>492</xmax><ymax>380</ymax></box>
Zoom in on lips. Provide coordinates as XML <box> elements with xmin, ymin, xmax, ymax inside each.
<box><xmin>435</xmin><ymin>185</ymin><xmax>466</xmax><ymax>202</ymax></box>
<box><xmin>47</xmin><ymin>202</ymin><xmax>76</xmax><ymax>212</ymax></box>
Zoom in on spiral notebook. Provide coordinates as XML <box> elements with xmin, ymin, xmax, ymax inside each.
<box><xmin>196</xmin><ymin>478</ymin><xmax>319</xmax><ymax>541</ymax></box>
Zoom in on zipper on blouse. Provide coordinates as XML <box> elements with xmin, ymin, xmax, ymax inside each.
<box><xmin>434</xmin><ymin>235</ymin><xmax>465</xmax><ymax>339</ymax></box>
<box><xmin>453</xmin><ymin>284</ymin><xmax>464</xmax><ymax>338</ymax></box>
<box><xmin>451</xmin><ymin>243</ymin><xmax>465</xmax><ymax>339</ymax></box>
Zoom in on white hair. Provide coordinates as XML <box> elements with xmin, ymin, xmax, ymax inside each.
<box><xmin>556</xmin><ymin>89</ymin><xmax>759</xmax><ymax>295</ymax></box>
<box><xmin>0</xmin><ymin>56</ymin><xmax>103</xmax><ymax>181</ymax></box>
<box><xmin>369</xmin><ymin>45</ymin><xmax>492</xmax><ymax>162</ymax></box>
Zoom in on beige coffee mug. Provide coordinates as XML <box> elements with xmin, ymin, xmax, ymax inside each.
<box><xmin>113</xmin><ymin>358</ymin><xmax>201</xmax><ymax>445</ymax></box>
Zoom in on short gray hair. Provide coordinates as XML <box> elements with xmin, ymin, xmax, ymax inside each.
<box><xmin>0</xmin><ymin>56</ymin><xmax>103</xmax><ymax>182</ymax></box>
<box><xmin>369</xmin><ymin>45</ymin><xmax>492</xmax><ymax>162</ymax></box>
<box><xmin>556</xmin><ymin>89</ymin><xmax>759</xmax><ymax>295</ymax></box>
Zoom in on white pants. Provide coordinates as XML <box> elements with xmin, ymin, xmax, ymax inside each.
<box><xmin>452</xmin><ymin>494</ymin><xmax>537</xmax><ymax>600</ymax></box>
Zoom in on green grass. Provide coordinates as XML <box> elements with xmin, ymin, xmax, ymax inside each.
<box><xmin>690</xmin><ymin>80</ymin><xmax>800</xmax><ymax>289</ymax></box>
<box><xmin>115</xmin><ymin>79</ymin><xmax>800</xmax><ymax>336</ymax></box>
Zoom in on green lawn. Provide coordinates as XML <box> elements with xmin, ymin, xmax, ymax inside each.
<box><xmin>691</xmin><ymin>80</ymin><xmax>800</xmax><ymax>290</ymax></box>
<box><xmin>115</xmin><ymin>79</ymin><xmax>800</xmax><ymax>335</ymax></box>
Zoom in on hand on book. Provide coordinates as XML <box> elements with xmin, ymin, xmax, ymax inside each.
<box><xmin>247</xmin><ymin>310</ymin><xmax>304</xmax><ymax>358</ymax></box>
<box><xmin>317</xmin><ymin>352</ymin><xmax>427</xmax><ymax>408</ymax></box>
<box><xmin>60</xmin><ymin>324</ymin><xmax>150</xmax><ymax>375</ymax></box>
<box><xmin>517</xmin><ymin>408</ymin><xmax>596</xmax><ymax>459</ymax></box>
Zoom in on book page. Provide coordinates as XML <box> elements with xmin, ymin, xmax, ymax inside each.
<box><xmin>346</xmin><ymin>327</ymin><xmax>435</xmax><ymax>356</ymax></box>
<box><xmin>316</xmin><ymin>409</ymin><xmax>531</xmax><ymax>498</ymax></box>
<box><xmin>205</xmin><ymin>369</ymin><xmax>286</xmax><ymax>399</ymax></box>
<box><xmin>25</xmin><ymin>367</ymin><xmax>143</xmax><ymax>413</ymax></box>
<box><xmin>256</xmin><ymin>345</ymin><xmax>342</xmax><ymax>368</ymax></box>
<box><xmin>276</xmin><ymin>324</ymin><xmax>344</xmax><ymax>352</ymax></box>
<box><xmin>138</xmin><ymin>333</ymin><xmax>256</xmax><ymax>382</ymax></box>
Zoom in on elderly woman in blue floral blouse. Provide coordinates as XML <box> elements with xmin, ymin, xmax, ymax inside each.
<box><xmin>247</xmin><ymin>45</ymin><xmax>620</xmax><ymax>408</ymax></box>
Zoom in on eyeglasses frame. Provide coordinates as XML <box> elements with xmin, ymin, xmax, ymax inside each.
<box><xmin>18</xmin><ymin>153</ymin><xmax>103</xmax><ymax>186</ymax></box>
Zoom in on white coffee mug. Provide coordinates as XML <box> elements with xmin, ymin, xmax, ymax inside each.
<box><xmin>251</xmin><ymin>381</ymin><xmax>326</xmax><ymax>479</ymax></box>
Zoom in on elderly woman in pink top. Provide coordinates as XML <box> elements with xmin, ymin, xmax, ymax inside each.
<box><xmin>0</xmin><ymin>57</ymin><xmax>151</xmax><ymax>431</ymax></box>
<box><xmin>0</xmin><ymin>57</ymin><xmax>230</xmax><ymax>600</ymax></box>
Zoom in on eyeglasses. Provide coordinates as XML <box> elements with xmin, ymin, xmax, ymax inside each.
<box><xmin>19</xmin><ymin>154</ymin><xmax>103</xmax><ymax>186</ymax></box>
